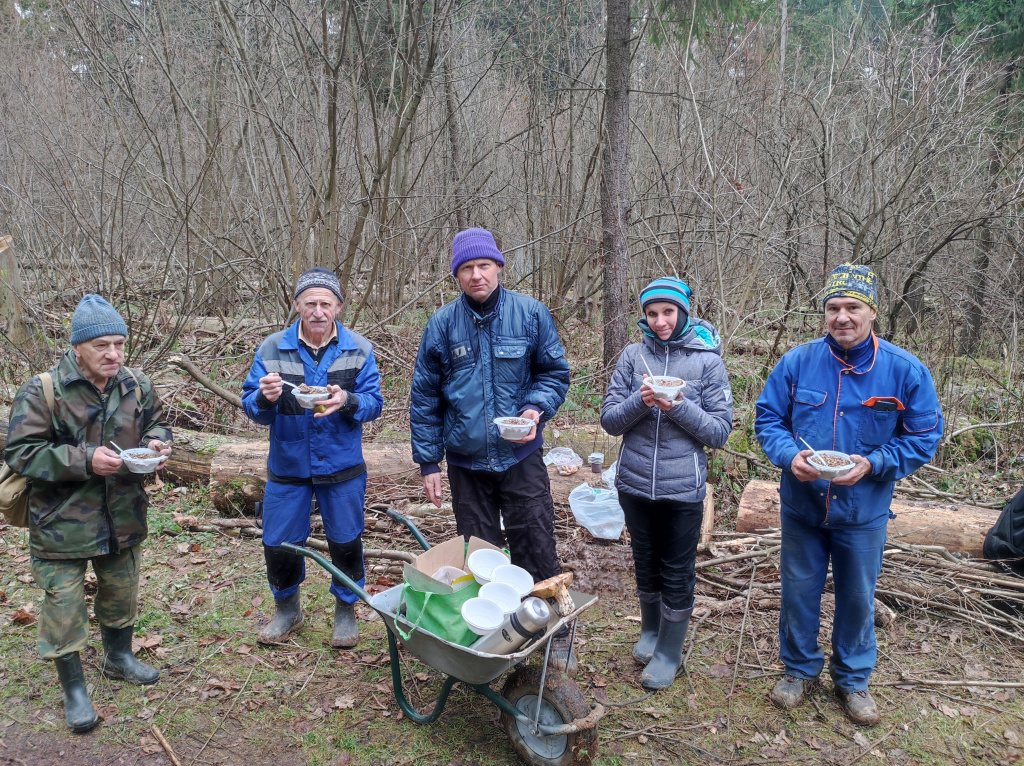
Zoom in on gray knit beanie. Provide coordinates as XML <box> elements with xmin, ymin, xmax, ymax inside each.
<box><xmin>70</xmin><ymin>294</ymin><xmax>128</xmax><ymax>345</ymax></box>
<box><xmin>294</xmin><ymin>267</ymin><xmax>344</xmax><ymax>304</ymax></box>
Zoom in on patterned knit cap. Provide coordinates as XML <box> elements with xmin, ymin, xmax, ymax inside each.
<box><xmin>640</xmin><ymin>277</ymin><xmax>692</xmax><ymax>315</ymax></box>
<box><xmin>823</xmin><ymin>263</ymin><xmax>878</xmax><ymax>311</ymax></box>
<box><xmin>70</xmin><ymin>294</ymin><xmax>128</xmax><ymax>345</ymax></box>
<box><xmin>294</xmin><ymin>267</ymin><xmax>344</xmax><ymax>304</ymax></box>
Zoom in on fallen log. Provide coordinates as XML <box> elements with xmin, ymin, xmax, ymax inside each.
<box><xmin>2</xmin><ymin>413</ymin><xmax>594</xmax><ymax>512</ymax></box>
<box><xmin>736</xmin><ymin>479</ymin><xmax>1000</xmax><ymax>557</ymax></box>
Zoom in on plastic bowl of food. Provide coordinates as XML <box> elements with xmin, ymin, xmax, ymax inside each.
<box><xmin>462</xmin><ymin>597</ymin><xmax>505</xmax><ymax>635</ymax></box>
<box><xmin>808</xmin><ymin>450</ymin><xmax>856</xmax><ymax>480</ymax></box>
<box><xmin>479</xmin><ymin>581</ymin><xmax>521</xmax><ymax>615</ymax></box>
<box><xmin>493</xmin><ymin>416</ymin><xmax>535</xmax><ymax>440</ymax></box>
<box><xmin>293</xmin><ymin>385</ymin><xmax>332</xmax><ymax>409</ymax></box>
<box><xmin>467</xmin><ymin>548</ymin><xmax>511</xmax><ymax>585</ymax></box>
<box><xmin>647</xmin><ymin>376</ymin><xmax>685</xmax><ymax>402</ymax></box>
<box><xmin>491</xmin><ymin>564</ymin><xmax>534</xmax><ymax>598</ymax></box>
<box><xmin>120</xmin><ymin>448</ymin><xmax>164</xmax><ymax>474</ymax></box>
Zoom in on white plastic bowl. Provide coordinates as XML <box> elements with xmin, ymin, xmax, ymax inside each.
<box><xmin>121</xmin><ymin>448</ymin><xmax>163</xmax><ymax>474</ymax></box>
<box><xmin>462</xmin><ymin>597</ymin><xmax>505</xmax><ymax>635</ymax></box>
<box><xmin>479</xmin><ymin>582</ymin><xmax>521</xmax><ymax>614</ymax></box>
<box><xmin>493</xmin><ymin>416</ymin><xmax>534</xmax><ymax>440</ymax></box>
<box><xmin>491</xmin><ymin>564</ymin><xmax>534</xmax><ymax>598</ymax></box>
<box><xmin>293</xmin><ymin>388</ymin><xmax>332</xmax><ymax>409</ymax></box>
<box><xmin>647</xmin><ymin>376</ymin><xmax>685</xmax><ymax>402</ymax></box>
<box><xmin>808</xmin><ymin>450</ymin><xmax>856</xmax><ymax>480</ymax></box>
<box><xmin>467</xmin><ymin>548</ymin><xmax>511</xmax><ymax>585</ymax></box>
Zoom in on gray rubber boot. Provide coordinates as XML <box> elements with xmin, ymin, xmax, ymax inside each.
<box><xmin>330</xmin><ymin>599</ymin><xmax>359</xmax><ymax>649</ymax></box>
<box><xmin>100</xmin><ymin>625</ymin><xmax>160</xmax><ymax>685</ymax></box>
<box><xmin>632</xmin><ymin>591</ymin><xmax>662</xmax><ymax>663</ymax></box>
<box><xmin>54</xmin><ymin>653</ymin><xmax>99</xmax><ymax>733</ymax></box>
<box><xmin>257</xmin><ymin>591</ymin><xmax>304</xmax><ymax>645</ymax></box>
<box><xmin>640</xmin><ymin>603</ymin><xmax>692</xmax><ymax>690</ymax></box>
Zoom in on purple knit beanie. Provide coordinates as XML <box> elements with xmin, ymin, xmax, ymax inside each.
<box><xmin>451</xmin><ymin>228</ymin><xmax>505</xmax><ymax>275</ymax></box>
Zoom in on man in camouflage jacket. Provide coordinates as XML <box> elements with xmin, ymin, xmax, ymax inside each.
<box><xmin>5</xmin><ymin>294</ymin><xmax>172</xmax><ymax>733</ymax></box>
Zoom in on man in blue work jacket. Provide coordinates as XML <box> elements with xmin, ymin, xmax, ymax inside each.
<box><xmin>242</xmin><ymin>268</ymin><xmax>383</xmax><ymax>648</ymax></box>
<box><xmin>410</xmin><ymin>228</ymin><xmax>574</xmax><ymax>670</ymax></box>
<box><xmin>755</xmin><ymin>263</ymin><xmax>942</xmax><ymax>725</ymax></box>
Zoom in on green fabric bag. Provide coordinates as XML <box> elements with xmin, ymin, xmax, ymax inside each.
<box><xmin>396</xmin><ymin>564</ymin><xmax>481</xmax><ymax>647</ymax></box>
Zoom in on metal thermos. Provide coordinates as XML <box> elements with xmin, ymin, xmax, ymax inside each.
<box><xmin>471</xmin><ymin>597</ymin><xmax>551</xmax><ymax>654</ymax></box>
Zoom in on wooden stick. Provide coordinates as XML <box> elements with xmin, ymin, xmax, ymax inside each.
<box><xmin>150</xmin><ymin>724</ymin><xmax>183</xmax><ymax>766</ymax></box>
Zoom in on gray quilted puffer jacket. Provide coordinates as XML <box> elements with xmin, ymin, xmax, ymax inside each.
<box><xmin>601</xmin><ymin>318</ymin><xmax>733</xmax><ymax>502</ymax></box>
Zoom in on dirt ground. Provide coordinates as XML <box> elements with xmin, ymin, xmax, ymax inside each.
<box><xmin>3</xmin><ymin>489</ymin><xmax>1024</xmax><ymax>766</ymax></box>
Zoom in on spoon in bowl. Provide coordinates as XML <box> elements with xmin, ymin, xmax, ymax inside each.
<box><xmin>638</xmin><ymin>354</ymin><xmax>656</xmax><ymax>382</ymax></box>
<box><xmin>108</xmin><ymin>441</ymin><xmax>126</xmax><ymax>455</ymax></box>
<box><xmin>798</xmin><ymin>436</ymin><xmax>823</xmax><ymax>466</ymax></box>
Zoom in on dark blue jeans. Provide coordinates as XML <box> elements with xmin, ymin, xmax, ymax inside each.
<box><xmin>779</xmin><ymin>510</ymin><xmax>887</xmax><ymax>692</ymax></box>
<box><xmin>618</xmin><ymin>492</ymin><xmax>703</xmax><ymax>611</ymax></box>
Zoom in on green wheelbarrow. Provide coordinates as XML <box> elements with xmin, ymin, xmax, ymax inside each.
<box><xmin>280</xmin><ymin>510</ymin><xmax>604</xmax><ymax>766</ymax></box>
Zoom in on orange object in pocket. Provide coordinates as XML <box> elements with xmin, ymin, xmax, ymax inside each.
<box><xmin>862</xmin><ymin>396</ymin><xmax>905</xmax><ymax>411</ymax></box>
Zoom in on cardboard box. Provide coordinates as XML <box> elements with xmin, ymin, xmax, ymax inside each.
<box><xmin>403</xmin><ymin>536</ymin><xmax>504</xmax><ymax>595</ymax></box>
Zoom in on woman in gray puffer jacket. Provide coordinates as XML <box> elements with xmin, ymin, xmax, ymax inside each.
<box><xmin>601</xmin><ymin>277</ymin><xmax>733</xmax><ymax>689</ymax></box>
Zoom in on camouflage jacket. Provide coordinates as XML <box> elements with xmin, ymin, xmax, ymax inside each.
<box><xmin>4</xmin><ymin>351</ymin><xmax>172</xmax><ymax>560</ymax></box>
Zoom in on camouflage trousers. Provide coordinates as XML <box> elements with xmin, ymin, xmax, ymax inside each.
<box><xmin>30</xmin><ymin>546</ymin><xmax>141</xmax><ymax>660</ymax></box>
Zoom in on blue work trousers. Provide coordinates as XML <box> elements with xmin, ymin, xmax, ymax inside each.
<box><xmin>262</xmin><ymin>475</ymin><xmax>367</xmax><ymax>603</ymax></box>
<box><xmin>778</xmin><ymin>509</ymin><xmax>887</xmax><ymax>692</ymax></box>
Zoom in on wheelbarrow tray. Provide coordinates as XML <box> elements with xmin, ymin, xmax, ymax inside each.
<box><xmin>369</xmin><ymin>585</ymin><xmax>598</xmax><ymax>686</ymax></box>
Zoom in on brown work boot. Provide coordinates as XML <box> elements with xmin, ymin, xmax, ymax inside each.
<box><xmin>769</xmin><ymin>674</ymin><xmax>817</xmax><ymax>709</ymax></box>
<box><xmin>548</xmin><ymin>626</ymin><xmax>578</xmax><ymax>678</ymax></box>
<box><xmin>836</xmin><ymin>688</ymin><xmax>881</xmax><ymax>725</ymax></box>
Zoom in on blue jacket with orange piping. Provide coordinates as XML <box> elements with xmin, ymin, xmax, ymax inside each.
<box><xmin>754</xmin><ymin>333</ymin><xmax>942</xmax><ymax>528</ymax></box>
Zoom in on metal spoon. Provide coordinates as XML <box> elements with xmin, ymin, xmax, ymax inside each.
<box><xmin>280</xmin><ymin>379</ymin><xmax>301</xmax><ymax>390</ymax></box>
<box><xmin>108</xmin><ymin>441</ymin><xmax>126</xmax><ymax>455</ymax></box>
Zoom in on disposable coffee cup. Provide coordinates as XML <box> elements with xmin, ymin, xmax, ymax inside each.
<box><xmin>587</xmin><ymin>452</ymin><xmax>604</xmax><ymax>474</ymax></box>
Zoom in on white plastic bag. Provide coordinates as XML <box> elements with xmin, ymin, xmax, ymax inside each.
<box><xmin>544</xmin><ymin>447</ymin><xmax>583</xmax><ymax>475</ymax></box>
<box><xmin>601</xmin><ymin>460</ymin><xmax>617</xmax><ymax>489</ymax></box>
<box><xmin>567</xmin><ymin>482</ymin><xmax>625</xmax><ymax>540</ymax></box>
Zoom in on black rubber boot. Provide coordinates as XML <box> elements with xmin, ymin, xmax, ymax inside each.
<box><xmin>331</xmin><ymin>599</ymin><xmax>359</xmax><ymax>649</ymax></box>
<box><xmin>54</xmin><ymin>653</ymin><xmax>99</xmax><ymax>733</ymax></box>
<box><xmin>640</xmin><ymin>603</ymin><xmax>692</xmax><ymax>690</ymax></box>
<box><xmin>633</xmin><ymin>591</ymin><xmax>662</xmax><ymax>663</ymax></box>
<box><xmin>257</xmin><ymin>591</ymin><xmax>304</xmax><ymax>645</ymax></box>
<box><xmin>100</xmin><ymin>625</ymin><xmax>160</xmax><ymax>685</ymax></box>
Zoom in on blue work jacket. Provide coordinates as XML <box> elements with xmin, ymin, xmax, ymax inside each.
<box><xmin>410</xmin><ymin>288</ymin><xmax>570</xmax><ymax>473</ymax></box>
<box><xmin>242</xmin><ymin>321</ymin><xmax>383</xmax><ymax>483</ymax></box>
<box><xmin>755</xmin><ymin>333</ymin><xmax>942</xmax><ymax>528</ymax></box>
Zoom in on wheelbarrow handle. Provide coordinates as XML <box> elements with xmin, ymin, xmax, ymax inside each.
<box><xmin>277</xmin><ymin>543</ymin><xmax>371</xmax><ymax>603</ymax></box>
<box><xmin>386</xmin><ymin>510</ymin><xmax>432</xmax><ymax>551</ymax></box>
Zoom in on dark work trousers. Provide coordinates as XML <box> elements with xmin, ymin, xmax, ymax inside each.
<box><xmin>447</xmin><ymin>450</ymin><xmax>561</xmax><ymax>583</ymax></box>
<box><xmin>618</xmin><ymin>492</ymin><xmax>703</xmax><ymax>611</ymax></box>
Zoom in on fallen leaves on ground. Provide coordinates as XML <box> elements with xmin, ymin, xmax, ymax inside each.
<box><xmin>132</xmin><ymin>634</ymin><xmax>164</xmax><ymax>654</ymax></box>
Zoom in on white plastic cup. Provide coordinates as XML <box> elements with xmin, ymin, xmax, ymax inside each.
<box><xmin>490</xmin><ymin>564</ymin><xmax>534</xmax><ymax>598</ymax></box>
<box><xmin>466</xmin><ymin>548</ymin><xmax>511</xmax><ymax>585</ymax></box>
<box><xmin>462</xmin><ymin>597</ymin><xmax>505</xmax><ymax>635</ymax></box>
<box><xmin>479</xmin><ymin>582</ymin><xmax>521</xmax><ymax>614</ymax></box>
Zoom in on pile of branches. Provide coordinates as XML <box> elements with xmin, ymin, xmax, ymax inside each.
<box><xmin>692</xmin><ymin>531</ymin><xmax>1024</xmax><ymax>647</ymax></box>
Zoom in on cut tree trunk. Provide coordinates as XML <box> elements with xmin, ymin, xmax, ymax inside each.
<box><xmin>1</xmin><ymin>413</ymin><xmax>595</xmax><ymax>513</ymax></box>
<box><xmin>736</xmin><ymin>479</ymin><xmax>999</xmax><ymax>557</ymax></box>
<box><xmin>0</xmin><ymin>236</ymin><xmax>37</xmax><ymax>350</ymax></box>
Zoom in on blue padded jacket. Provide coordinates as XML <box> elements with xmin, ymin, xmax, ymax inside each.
<box><xmin>410</xmin><ymin>288</ymin><xmax>570</xmax><ymax>473</ymax></box>
<box><xmin>242</xmin><ymin>321</ymin><xmax>383</xmax><ymax>483</ymax></box>
<box><xmin>755</xmin><ymin>333</ymin><xmax>942</xmax><ymax>528</ymax></box>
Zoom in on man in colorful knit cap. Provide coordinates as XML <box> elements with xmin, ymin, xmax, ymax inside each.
<box><xmin>242</xmin><ymin>268</ymin><xmax>383</xmax><ymax>648</ymax></box>
<box><xmin>755</xmin><ymin>264</ymin><xmax>942</xmax><ymax>725</ymax></box>
<box><xmin>409</xmin><ymin>228</ymin><xmax>576</xmax><ymax>672</ymax></box>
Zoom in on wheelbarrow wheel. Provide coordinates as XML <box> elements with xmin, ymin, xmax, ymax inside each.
<box><xmin>499</xmin><ymin>666</ymin><xmax>598</xmax><ymax>766</ymax></box>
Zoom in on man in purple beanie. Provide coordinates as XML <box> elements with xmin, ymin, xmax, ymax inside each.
<box><xmin>410</xmin><ymin>228</ymin><xmax>576</xmax><ymax>672</ymax></box>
